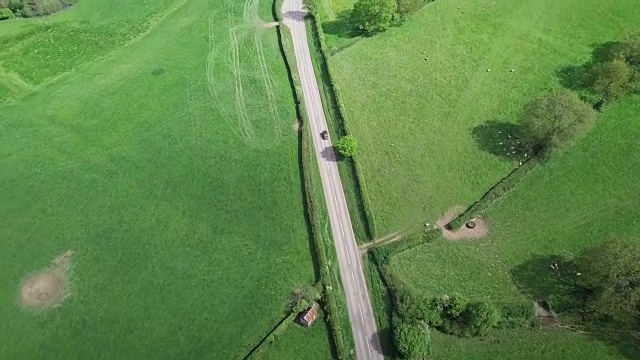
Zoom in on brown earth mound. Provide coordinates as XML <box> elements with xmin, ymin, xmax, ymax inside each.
<box><xmin>436</xmin><ymin>207</ymin><xmax>488</xmax><ymax>240</ymax></box>
<box><xmin>19</xmin><ymin>250</ymin><xmax>73</xmax><ymax>309</ymax></box>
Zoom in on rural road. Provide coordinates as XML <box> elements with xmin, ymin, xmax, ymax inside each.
<box><xmin>281</xmin><ymin>1</ymin><xmax>384</xmax><ymax>359</ymax></box>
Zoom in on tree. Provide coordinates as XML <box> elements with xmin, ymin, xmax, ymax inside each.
<box><xmin>351</xmin><ymin>0</ymin><xmax>397</xmax><ymax>35</ymax></box>
<box><xmin>619</xmin><ymin>33</ymin><xmax>640</xmax><ymax>67</ymax></box>
<box><xmin>575</xmin><ymin>239</ymin><xmax>640</xmax><ymax>320</ymax></box>
<box><xmin>519</xmin><ymin>88</ymin><xmax>596</xmax><ymax>155</ymax></box>
<box><xmin>336</xmin><ymin>135</ymin><xmax>358</xmax><ymax>157</ymax></box>
<box><xmin>394</xmin><ymin>321</ymin><xmax>431</xmax><ymax>359</ymax></box>
<box><xmin>462</xmin><ymin>301</ymin><xmax>500</xmax><ymax>336</ymax></box>
<box><xmin>589</xmin><ymin>59</ymin><xmax>634</xmax><ymax>99</ymax></box>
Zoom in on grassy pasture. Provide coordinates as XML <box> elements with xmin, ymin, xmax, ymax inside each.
<box><xmin>388</xmin><ymin>97</ymin><xmax>640</xmax><ymax>358</ymax></box>
<box><xmin>329</xmin><ymin>0</ymin><xmax>640</xmax><ymax>235</ymax></box>
<box><xmin>430</xmin><ymin>329</ymin><xmax>629</xmax><ymax>360</ymax></box>
<box><xmin>390</xmin><ymin>96</ymin><xmax>640</xmax><ymax>304</ymax></box>
<box><xmin>0</xmin><ymin>0</ymin><xmax>331</xmax><ymax>358</ymax></box>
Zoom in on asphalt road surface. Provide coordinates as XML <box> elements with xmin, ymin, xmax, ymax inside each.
<box><xmin>281</xmin><ymin>1</ymin><xmax>384</xmax><ymax>359</ymax></box>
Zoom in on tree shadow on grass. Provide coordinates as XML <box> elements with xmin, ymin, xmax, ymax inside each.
<box><xmin>471</xmin><ymin>120</ymin><xmax>528</xmax><ymax>162</ymax></box>
<box><xmin>586</xmin><ymin>325</ymin><xmax>640</xmax><ymax>360</ymax></box>
<box><xmin>512</xmin><ymin>256</ymin><xmax>640</xmax><ymax>359</ymax></box>
<box><xmin>322</xmin><ymin>12</ymin><xmax>362</xmax><ymax>39</ymax></box>
<box><xmin>511</xmin><ymin>254</ymin><xmax>584</xmax><ymax>314</ymax></box>
<box><xmin>556</xmin><ymin>41</ymin><xmax>626</xmax><ymax>93</ymax></box>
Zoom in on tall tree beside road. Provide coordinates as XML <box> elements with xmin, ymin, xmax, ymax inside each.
<box><xmin>336</xmin><ymin>135</ymin><xmax>359</xmax><ymax>157</ymax></box>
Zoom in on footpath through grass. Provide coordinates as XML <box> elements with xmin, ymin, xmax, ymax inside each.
<box><xmin>0</xmin><ymin>0</ymin><xmax>331</xmax><ymax>358</ymax></box>
<box><xmin>330</xmin><ymin>0</ymin><xmax>640</xmax><ymax>234</ymax></box>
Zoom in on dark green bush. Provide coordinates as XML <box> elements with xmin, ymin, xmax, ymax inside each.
<box><xmin>461</xmin><ymin>301</ymin><xmax>501</xmax><ymax>336</ymax></box>
<box><xmin>394</xmin><ymin>320</ymin><xmax>431</xmax><ymax>358</ymax></box>
<box><xmin>371</xmin><ymin>247</ymin><xmax>391</xmax><ymax>265</ymax></box>
<box><xmin>500</xmin><ymin>301</ymin><xmax>535</xmax><ymax>320</ymax></box>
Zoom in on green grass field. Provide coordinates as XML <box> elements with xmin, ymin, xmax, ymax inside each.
<box><xmin>329</xmin><ymin>0</ymin><xmax>640</xmax><ymax>235</ymax></box>
<box><xmin>319</xmin><ymin>0</ymin><xmax>640</xmax><ymax>357</ymax></box>
<box><xmin>388</xmin><ymin>97</ymin><xmax>640</xmax><ymax>358</ymax></box>
<box><xmin>391</xmin><ymin>96</ymin><xmax>640</xmax><ymax>299</ymax></box>
<box><xmin>0</xmin><ymin>0</ymin><xmax>332</xmax><ymax>358</ymax></box>
<box><xmin>430</xmin><ymin>329</ymin><xmax>630</xmax><ymax>360</ymax></box>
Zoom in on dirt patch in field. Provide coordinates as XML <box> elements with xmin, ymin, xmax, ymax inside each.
<box><xmin>262</xmin><ymin>21</ymin><xmax>279</xmax><ymax>29</ymax></box>
<box><xmin>293</xmin><ymin>119</ymin><xmax>301</xmax><ymax>133</ymax></box>
<box><xmin>534</xmin><ymin>301</ymin><xmax>558</xmax><ymax>326</ymax></box>
<box><xmin>19</xmin><ymin>250</ymin><xmax>73</xmax><ymax>309</ymax></box>
<box><xmin>436</xmin><ymin>207</ymin><xmax>488</xmax><ymax>240</ymax></box>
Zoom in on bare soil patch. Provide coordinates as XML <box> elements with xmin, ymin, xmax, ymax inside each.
<box><xmin>19</xmin><ymin>250</ymin><xmax>73</xmax><ymax>309</ymax></box>
<box><xmin>293</xmin><ymin>119</ymin><xmax>301</xmax><ymax>133</ymax></box>
<box><xmin>534</xmin><ymin>300</ymin><xmax>558</xmax><ymax>326</ymax></box>
<box><xmin>436</xmin><ymin>207</ymin><xmax>488</xmax><ymax>240</ymax></box>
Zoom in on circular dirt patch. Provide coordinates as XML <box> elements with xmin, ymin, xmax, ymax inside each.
<box><xmin>20</xmin><ymin>272</ymin><xmax>65</xmax><ymax>308</ymax></box>
<box><xmin>19</xmin><ymin>250</ymin><xmax>73</xmax><ymax>309</ymax></box>
<box><xmin>436</xmin><ymin>207</ymin><xmax>489</xmax><ymax>241</ymax></box>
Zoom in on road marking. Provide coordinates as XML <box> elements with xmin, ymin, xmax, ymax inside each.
<box><xmin>350</xmin><ymin>271</ymin><xmax>358</xmax><ymax>293</ymax></box>
<box><xmin>358</xmin><ymin>301</ymin><xmax>366</xmax><ymax>326</ymax></box>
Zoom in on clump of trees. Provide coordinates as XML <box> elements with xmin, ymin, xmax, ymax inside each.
<box><xmin>390</xmin><ymin>290</ymin><xmax>525</xmax><ymax>358</ymax></box>
<box><xmin>351</xmin><ymin>0</ymin><xmax>398</xmax><ymax>35</ymax></box>
<box><xmin>575</xmin><ymin>238</ymin><xmax>640</xmax><ymax>321</ymax></box>
<box><xmin>519</xmin><ymin>88</ymin><xmax>596</xmax><ymax>156</ymax></box>
<box><xmin>351</xmin><ymin>0</ymin><xmax>432</xmax><ymax>35</ymax></box>
<box><xmin>336</xmin><ymin>135</ymin><xmax>358</xmax><ymax>157</ymax></box>
<box><xmin>587</xmin><ymin>34</ymin><xmax>640</xmax><ymax>99</ymax></box>
<box><xmin>0</xmin><ymin>0</ymin><xmax>77</xmax><ymax>19</ymax></box>
<box><xmin>398</xmin><ymin>292</ymin><xmax>502</xmax><ymax>338</ymax></box>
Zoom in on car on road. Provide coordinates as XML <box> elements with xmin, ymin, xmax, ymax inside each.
<box><xmin>320</xmin><ymin>130</ymin><xmax>328</xmax><ymax>140</ymax></box>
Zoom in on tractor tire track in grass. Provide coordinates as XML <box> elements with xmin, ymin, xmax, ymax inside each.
<box><xmin>206</xmin><ymin>0</ymin><xmax>285</xmax><ymax>148</ymax></box>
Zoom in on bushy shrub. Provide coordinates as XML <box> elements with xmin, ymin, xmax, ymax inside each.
<box><xmin>394</xmin><ymin>320</ymin><xmax>431</xmax><ymax>359</ymax></box>
<box><xmin>336</xmin><ymin>135</ymin><xmax>358</xmax><ymax>157</ymax></box>
<box><xmin>351</xmin><ymin>0</ymin><xmax>398</xmax><ymax>35</ymax></box>
<box><xmin>0</xmin><ymin>7</ymin><xmax>13</xmax><ymax>20</ymax></box>
<box><xmin>500</xmin><ymin>301</ymin><xmax>535</xmax><ymax>320</ymax></box>
<box><xmin>461</xmin><ymin>301</ymin><xmax>501</xmax><ymax>336</ymax></box>
<box><xmin>397</xmin><ymin>293</ymin><xmax>502</xmax><ymax>337</ymax></box>
<box><xmin>371</xmin><ymin>247</ymin><xmax>391</xmax><ymax>265</ymax></box>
